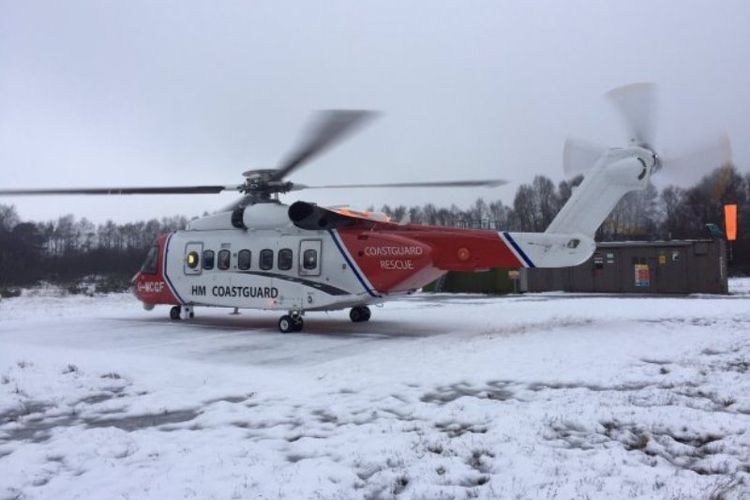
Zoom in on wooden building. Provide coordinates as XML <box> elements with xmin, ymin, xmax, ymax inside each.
<box><xmin>522</xmin><ymin>239</ymin><xmax>728</xmax><ymax>294</ymax></box>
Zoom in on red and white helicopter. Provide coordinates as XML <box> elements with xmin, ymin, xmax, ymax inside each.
<box><xmin>1</xmin><ymin>84</ymin><xmax>729</xmax><ymax>332</ymax></box>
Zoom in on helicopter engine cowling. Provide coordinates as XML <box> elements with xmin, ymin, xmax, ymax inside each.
<box><xmin>232</xmin><ymin>203</ymin><xmax>292</xmax><ymax>230</ymax></box>
<box><xmin>288</xmin><ymin>201</ymin><xmax>359</xmax><ymax>230</ymax></box>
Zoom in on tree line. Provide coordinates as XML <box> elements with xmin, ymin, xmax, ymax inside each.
<box><xmin>0</xmin><ymin>164</ymin><xmax>747</xmax><ymax>289</ymax></box>
<box><xmin>379</xmin><ymin>164</ymin><xmax>749</xmax><ymax>242</ymax></box>
<box><xmin>0</xmin><ymin>208</ymin><xmax>188</xmax><ymax>289</ymax></box>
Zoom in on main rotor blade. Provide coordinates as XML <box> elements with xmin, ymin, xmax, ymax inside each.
<box><xmin>606</xmin><ymin>82</ymin><xmax>657</xmax><ymax>147</ymax></box>
<box><xmin>300</xmin><ymin>179</ymin><xmax>508</xmax><ymax>189</ymax></box>
<box><xmin>563</xmin><ymin>137</ymin><xmax>608</xmax><ymax>177</ymax></box>
<box><xmin>271</xmin><ymin>110</ymin><xmax>378</xmax><ymax>181</ymax></box>
<box><xmin>0</xmin><ymin>185</ymin><xmax>239</xmax><ymax>196</ymax></box>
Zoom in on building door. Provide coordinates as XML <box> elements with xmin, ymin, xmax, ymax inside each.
<box><xmin>592</xmin><ymin>250</ymin><xmax>620</xmax><ymax>293</ymax></box>
<box><xmin>656</xmin><ymin>248</ymin><xmax>688</xmax><ymax>293</ymax></box>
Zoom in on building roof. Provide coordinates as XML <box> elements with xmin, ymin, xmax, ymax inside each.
<box><xmin>596</xmin><ymin>239</ymin><xmax>717</xmax><ymax>248</ymax></box>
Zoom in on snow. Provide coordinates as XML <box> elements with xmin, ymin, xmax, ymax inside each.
<box><xmin>1</xmin><ymin>282</ymin><xmax>750</xmax><ymax>499</ymax></box>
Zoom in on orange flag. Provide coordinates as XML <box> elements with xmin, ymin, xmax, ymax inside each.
<box><xmin>724</xmin><ymin>204</ymin><xmax>737</xmax><ymax>241</ymax></box>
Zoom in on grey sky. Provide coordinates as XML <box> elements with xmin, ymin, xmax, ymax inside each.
<box><xmin>1</xmin><ymin>0</ymin><xmax>748</xmax><ymax>223</ymax></box>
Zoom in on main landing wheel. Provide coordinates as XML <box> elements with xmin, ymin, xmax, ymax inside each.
<box><xmin>292</xmin><ymin>316</ymin><xmax>304</xmax><ymax>332</ymax></box>
<box><xmin>169</xmin><ymin>306</ymin><xmax>181</xmax><ymax>321</ymax></box>
<box><xmin>279</xmin><ymin>315</ymin><xmax>304</xmax><ymax>333</ymax></box>
<box><xmin>350</xmin><ymin>306</ymin><xmax>371</xmax><ymax>323</ymax></box>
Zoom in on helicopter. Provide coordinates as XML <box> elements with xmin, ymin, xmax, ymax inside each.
<box><xmin>1</xmin><ymin>83</ymin><xmax>730</xmax><ymax>332</ymax></box>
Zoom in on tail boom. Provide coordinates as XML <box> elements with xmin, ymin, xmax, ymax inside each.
<box><xmin>546</xmin><ymin>147</ymin><xmax>655</xmax><ymax>237</ymax></box>
<box><xmin>499</xmin><ymin>231</ymin><xmax>596</xmax><ymax>268</ymax></box>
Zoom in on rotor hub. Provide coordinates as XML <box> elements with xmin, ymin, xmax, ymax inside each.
<box><xmin>238</xmin><ymin>169</ymin><xmax>294</xmax><ymax>197</ymax></box>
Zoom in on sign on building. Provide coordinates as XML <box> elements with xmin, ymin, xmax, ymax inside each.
<box><xmin>634</xmin><ymin>264</ymin><xmax>650</xmax><ymax>287</ymax></box>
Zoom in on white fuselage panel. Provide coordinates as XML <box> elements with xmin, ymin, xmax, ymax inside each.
<box><xmin>163</xmin><ymin>228</ymin><xmax>378</xmax><ymax>312</ymax></box>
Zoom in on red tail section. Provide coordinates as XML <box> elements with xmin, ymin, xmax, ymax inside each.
<box><xmin>397</xmin><ymin>227</ymin><xmax>523</xmax><ymax>272</ymax></box>
<box><xmin>335</xmin><ymin>224</ymin><xmax>524</xmax><ymax>294</ymax></box>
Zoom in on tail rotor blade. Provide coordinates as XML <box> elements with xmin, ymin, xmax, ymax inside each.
<box><xmin>606</xmin><ymin>82</ymin><xmax>657</xmax><ymax>147</ymax></box>
<box><xmin>563</xmin><ymin>138</ymin><xmax>608</xmax><ymax>177</ymax></box>
<box><xmin>658</xmin><ymin>133</ymin><xmax>732</xmax><ymax>186</ymax></box>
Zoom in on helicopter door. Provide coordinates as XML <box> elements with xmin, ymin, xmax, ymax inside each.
<box><xmin>299</xmin><ymin>240</ymin><xmax>322</xmax><ymax>277</ymax></box>
<box><xmin>184</xmin><ymin>242</ymin><xmax>203</xmax><ymax>275</ymax></box>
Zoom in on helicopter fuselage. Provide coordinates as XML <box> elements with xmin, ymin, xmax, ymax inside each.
<box><xmin>132</xmin><ymin>202</ymin><xmax>595</xmax><ymax>314</ymax></box>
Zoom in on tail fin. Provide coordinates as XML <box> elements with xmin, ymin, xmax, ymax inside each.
<box><xmin>497</xmin><ymin>147</ymin><xmax>655</xmax><ymax>270</ymax></box>
<box><xmin>546</xmin><ymin>146</ymin><xmax>654</xmax><ymax>237</ymax></box>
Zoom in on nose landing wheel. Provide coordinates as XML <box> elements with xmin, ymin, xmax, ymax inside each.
<box><xmin>169</xmin><ymin>305</ymin><xmax>194</xmax><ymax>320</ymax></box>
<box><xmin>349</xmin><ymin>306</ymin><xmax>371</xmax><ymax>323</ymax></box>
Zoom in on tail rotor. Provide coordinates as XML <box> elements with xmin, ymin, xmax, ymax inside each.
<box><xmin>563</xmin><ymin>82</ymin><xmax>732</xmax><ymax>188</ymax></box>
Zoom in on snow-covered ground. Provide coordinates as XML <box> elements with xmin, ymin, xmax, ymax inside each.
<box><xmin>1</xmin><ymin>281</ymin><xmax>750</xmax><ymax>499</ymax></box>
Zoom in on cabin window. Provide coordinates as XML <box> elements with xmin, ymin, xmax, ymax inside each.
<box><xmin>141</xmin><ymin>246</ymin><xmax>159</xmax><ymax>274</ymax></box>
<box><xmin>238</xmin><ymin>249</ymin><xmax>251</xmax><ymax>270</ymax></box>
<box><xmin>260</xmin><ymin>249</ymin><xmax>274</xmax><ymax>270</ymax></box>
<box><xmin>303</xmin><ymin>249</ymin><xmax>318</xmax><ymax>270</ymax></box>
<box><xmin>278</xmin><ymin>249</ymin><xmax>293</xmax><ymax>271</ymax></box>
<box><xmin>186</xmin><ymin>251</ymin><xmax>200</xmax><ymax>269</ymax></box>
<box><xmin>218</xmin><ymin>249</ymin><xmax>231</xmax><ymax>270</ymax></box>
<box><xmin>203</xmin><ymin>250</ymin><xmax>215</xmax><ymax>270</ymax></box>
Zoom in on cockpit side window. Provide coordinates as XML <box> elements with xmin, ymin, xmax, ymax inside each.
<box><xmin>141</xmin><ymin>245</ymin><xmax>159</xmax><ymax>275</ymax></box>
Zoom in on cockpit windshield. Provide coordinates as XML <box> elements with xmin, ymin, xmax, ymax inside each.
<box><xmin>141</xmin><ymin>245</ymin><xmax>159</xmax><ymax>274</ymax></box>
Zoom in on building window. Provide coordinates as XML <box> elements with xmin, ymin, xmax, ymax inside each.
<box><xmin>238</xmin><ymin>249</ymin><xmax>251</xmax><ymax>270</ymax></box>
<box><xmin>260</xmin><ymin>249</ymin><xmax>273</xmax><ymax>270</ymax></box>
<box><xmin>278</xmin><ymin>248</ymin><xmax>293</xmax><ymax>271</ymax></box>
<box><xmin>303</xmin><ymin>249</ymin><xmax>318</xmax><ymax>270</ymax></box>
<box><xmin>593</xmin><ymin>254</ymin><xmax>604</xmax><ymax>270</ymax></box>
<box><xmin>186</xmin><ymin>251</ymin><xmax>200</xmax><ymax>269</ymax></box>
<box><xmin>203</xmin><ymin>250</ymin><xmax>215</xmax><ymax>270</ymax></box>
<box><xmin>218</xmin><ymin>249</ymin><xmax>231</xmax><ymax>270</ymax></box>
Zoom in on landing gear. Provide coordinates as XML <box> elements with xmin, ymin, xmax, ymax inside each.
<box><xmin>292</xmin><ymin>316</ymin><xmax>304</xmax><ymax>332</ymax></box>
<box><xmin>183</xmin><ymin>305</ymin><xmax>194</xmax><ymax>319</ymax></box>
<box><xmin>349</xmin><ymin>306</ymin><xmax>371</xmax><ymax>323</ymax></box>
<box><xmin>170</xmin><ymin>305</ymin><xmax>194</xmax><ymax>320</ymax></box>
<box><xmin>279</xmin><ymin>312</ymin><xmax>304</xmax><ymax>333</ymax></box>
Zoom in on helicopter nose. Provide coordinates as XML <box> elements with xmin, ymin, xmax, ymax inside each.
<box><xmin>131</xmin><ymin>272</ymin><xmax>142</xmax><ymax>299</ymax></box>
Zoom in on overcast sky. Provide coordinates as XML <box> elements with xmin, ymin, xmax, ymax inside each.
<box><xmin>1</xmin><ymin>0</ymin><xmax>748</xmax><ymax>223</ymax></box>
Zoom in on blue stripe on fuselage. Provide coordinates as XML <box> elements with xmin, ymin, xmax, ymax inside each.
<box><xmin>328</xmin><ymin>229</ymin><xmax>377</xmax><ymax>297</ymax></box>
<box><xmin>503</xmin><ymin>232</ymin><xmax>535</xmax><ymax>268</ymax></box>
